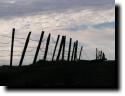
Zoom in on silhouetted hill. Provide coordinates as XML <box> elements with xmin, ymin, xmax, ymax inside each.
<box><xmin>0</xmin><ymin>60</ymin><xmax>117</xmax><ymax>89</ymax></box>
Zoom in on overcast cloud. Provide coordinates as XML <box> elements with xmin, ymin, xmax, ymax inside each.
<box><xmin>0</xmin><ymin>0</ymin><xmax>114</xmax><ymax>18</ymax></box>
<box><xmin>0</xmin><ymin>0</ymin><xmax>115</xmax><ymax>65</ymax></box>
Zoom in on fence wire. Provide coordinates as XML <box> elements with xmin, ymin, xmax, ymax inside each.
<box><xmin>0</xmin><ymin>31</ymin><xmax>87</xmax><ymax>65</ymax></box>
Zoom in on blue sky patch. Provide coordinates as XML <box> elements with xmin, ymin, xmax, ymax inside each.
<box><xmin>93</xmin><ymin>21</ymin><xmax>115</xmax><ymax>29</ymax></box>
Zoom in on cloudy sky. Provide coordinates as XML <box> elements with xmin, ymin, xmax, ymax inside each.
<box><xmin>0</xmin><ymin>0</ymin><xmax>115</xmax><ymax>65</ymax></box>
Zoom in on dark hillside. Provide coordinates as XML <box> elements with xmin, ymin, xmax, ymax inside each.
<box><xmin>0</xmin><ymin>60</ymin><xmax>117</xmax><ymax>89</ymax></box>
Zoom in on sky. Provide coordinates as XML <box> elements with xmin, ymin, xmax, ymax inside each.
<box><xmin>0</xmin><ymin>0</ymin><xmax>115</xmax><ymax>65</ymax></box>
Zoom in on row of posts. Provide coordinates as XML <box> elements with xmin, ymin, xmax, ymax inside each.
<box><xmin>96</xmin><ymin>48</ymin><xmax>107</xmax><ymax>61</ymax></box>
<box><xmin>10</xmin><ymin>28</ymin><xmax>83</xmax><ymax>67</ymax></box>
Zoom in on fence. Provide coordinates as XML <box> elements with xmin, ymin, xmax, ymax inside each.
<box><xmin>0</xmin><ymin>28</ymin><xmax>84</xmax><ymax>66</ymax></box>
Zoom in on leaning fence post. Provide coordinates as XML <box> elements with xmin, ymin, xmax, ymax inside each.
<box><xmin>71</xmin><ymin>41</ymin><xmax>76</xmax><ymax>61</ymax></box>
<box><xmin>96</xmin><ymin>48</ymin><xmax>98</xmax><ymax>60</ymax></box>
<box><xmin>56</xmin><ymin>36</ymin><xmax>64</xmax><ymax>61</ymax></box>
<box><xmin>79</xmin><ymin>46</ymin><xmax>83</xmax><ymax>60</ymax></box>
<box><xmin>67</xmin><ymin>38</ymin><xmax>72</xmax><ymax>61</ymax></box>
<box><xmin>62</xmin><ymin>36</ymin><xmax>66</xmax><ymax>61</ymax></box>
<box><xmin>43</xmin><ymin>33</ymin><xmax>51</xmax><ymax>61</ymax></box>
<box><xmin>98</xmin><ymin>51</ymin><xmax>101</xmax><ymax>60</ymax></box>
<box><xmin>33</xmin><ymin>31</ymin><xmax>44</xmax><ymax>64</ymax></box>
<box><xmin>10</xmin><ymin>28</ymin><xmax>15</xmax><ymax>67</ymax></box>
<box><xmin>52</xmin><ymin>35</ymin><xmax>60</xmax><ymax>61</ymax></box>
<box><xmin>100</xmin><ymin>50</ymin><xmax>103</xmax><ymax>60</ymax></box>
<box><xmin>74</xmin><ymin>40</ymin><xmax>78</xmax><ymax>61</ymax></box>
<box><xmin>19</xmin><ymin>32</ymin><xmax>31</xmax><ymax>66</ymax></box>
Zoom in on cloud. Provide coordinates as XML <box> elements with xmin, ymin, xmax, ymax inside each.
<box><xmin>0</xmin><ymin>0</ymin><xmax>114</xmax><ymax>18</ymax></box>
<box><xmin>0</xmin><ymin>1</ymin><xmax>115</xmax><ymax>65</ymax></box>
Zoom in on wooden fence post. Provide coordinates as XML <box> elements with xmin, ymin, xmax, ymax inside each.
<box><xmin>56</xmin><ymin>36</ymin><xmax>65</xmax><ymax>61</ymax></box>
<box><xmin>71</xmin><ymin>41</ymin><xmax>76</xmax><ymax>61</ymax></box>
<box><xmin>62</xmin><ymin>36</ymin><xmax>66</xmax><ymax>61</ymax></box>
<box><xmin>33</xmin><ymin>31</ymin><xmax>44</xmax><ymax>64</ymax></box>
<box><xmin>96</xmin><ymin>48</ymin><xmax>98</xmax><ymax>60</ymax></box>
<box><xmin>67</xmin><ymin>38</ymin><xmax>72</xmax><ymax>61</ymax></box>
<box><xmin>52</xmin><ymin>35</ymin><xmax>60</xmax><ymax>61</ymax></box>
<box><xmin>74</xmin><ymin>40</ymin><xmax>78</xmax><ymax>61</ymax></box>
<box><xmin>79</xmin><ymin>46</ymin><xmax>83</xmax><ymax>60</ymax></box>
<box><xmin>43</xmin><ymin>33</ymin><xmax>51</xmax><ymax>61</ymax></box>
<box><xmin>10</xmin><ymin>28</ymin><xmax>15</xmax><ymax>67</ymax></box>
<box><xmin>19</xmin><ymin>32</ymin><xmax>31</xmax><ymax>66</ymax></box>
<box><xmin>98</xmin><ymin>50</ymin><xmax>101</xmax><ymax>60</ymax></box>
<box><xmin>100</xmin><ymin>50</ymin><xmax>103</xmax><ymax>60</ymax></box>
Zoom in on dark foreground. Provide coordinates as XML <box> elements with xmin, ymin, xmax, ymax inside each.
<box><xmin>0</xmin><ymin>60</ymin><xmax>118</xmax><ymax>89</ymax></box>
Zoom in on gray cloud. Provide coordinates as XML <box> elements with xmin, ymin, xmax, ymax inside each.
<box><xmin>0</xmin><ymin>0</ymin><xmax>115</xmax><ymax>18</ymax></box>
<box><xmin>0</xmin><ymin>0</ymin><xmax>115</xmax><ymax>65</ymax></box>
<box><xmin>57</xmin><ymin>21</ymin><xmax>115</xmax><ymax>32</ymax></box>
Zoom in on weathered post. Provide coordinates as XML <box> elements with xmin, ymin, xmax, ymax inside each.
<box><xmin>19</xmin><ymin>32</ymin><xmax>31</xmax><ymax>66</ymax></box>
<box><xmin>96</xmin><ymin>48</ymin><xmax>98</xmax><ymax>60</ymax></box>
<box><xmin>74</xmin><ymin>40</ymin><xmax>78</xmax><ymax>61</ymax></box>
<box><xmin>62</xmin><ymin>36</ymin><xmax>66</xmax><ymax>61</ymax></box>
<box><xmin>56</xmin><ymin>36</ymin><xmax>65</xmax><ymax>61</ymax></box>
<box><xmin>99</xmin><ymin>51</ymin><xmax>101</xmax><ymax>60</ymax></box>
<box><xmin>100</xmin><ymin>51</ymin><xmax>102</xmax><ymax>60</ymax></box>
<box><xmin>98</xmin><ymin>51</ymin><xmax>100</xmax><ymax>60</ymax></box>
<box><xmin>102</xmin><ymin>52</ymin><xmax>105</xmax><ymax>61</ymax></box>
<box><xmin>10</xmin><ymin>28</ymin><xmax>15</xmax><ymax>67</ymax></box>
<box><xmin>43</xmin><ymin>34</ymin><xmax>51</xmax><ymax>61</ymax></box>
<box><xmin>67</xmin><ymin>38</ymin><xmax>72</xmax><ymax>61</ymax></box>
<box><xmin>33</xmin><ymin>31</ymin><xmax>44</xmax><ymax>64</ymax></box>
<box><xmin>52</xmin><ymin>35</ymin><xmax>60</xmax><ymax>61</ymax></box>
<box><xmin>79</xmin><ymin>46</ymin><xmax>83</xmax><ymax>60</ymax></box>
<box><xmin>71</xmin><ymin>42</ymin><xmax>76</xmax><ymax>61</ymax></box>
